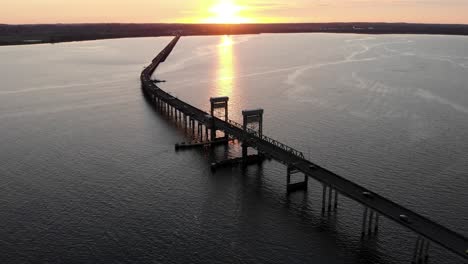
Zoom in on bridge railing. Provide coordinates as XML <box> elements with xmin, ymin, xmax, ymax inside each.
<box><xmin>226</xmin><ymin>119</ymin><xmax>305</xmax><ymax>159</ymax></box>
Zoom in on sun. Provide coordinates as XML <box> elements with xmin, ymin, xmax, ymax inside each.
<box><xmin>204</xmin><ymin>0</ymin><xmax>251</xmax><ymax>24</ymax></box>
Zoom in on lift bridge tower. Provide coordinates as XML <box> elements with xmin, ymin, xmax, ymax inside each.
<box><xmin>242</xmin><ymin>109</ymin><xmax>264</xmax><ymax>165</ymax></box>
<box><xmin>210</xmin><ymin>96</ymin><xmax>229</xmax><ymax>141</ymax></box>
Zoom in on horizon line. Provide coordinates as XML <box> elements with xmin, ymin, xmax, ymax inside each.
<box><xmin>2</xmin><ymin>21</ymin><xmax>468</xmax><ymax>26</ymax></box>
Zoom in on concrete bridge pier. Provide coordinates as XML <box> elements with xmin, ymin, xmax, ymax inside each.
<box><xmin>334</xmin><ymin>189</ymin><xmax>339</xmax><ymax>210</ymax></box>
<box><xmin>186</xmin><ymin>116</ymin><xmax>191</xmax><ymax>134</ymax></box>
<box><xmin>412</xmin><ymin>236</ymin><xmax>431</xmax><ymax>264</ymax></box>
<box><xmin>286</xmin><ymin>165</ymin><xmax>308</xmax><ymax>193</ymax></box>
<box><xmin>361</xmin><ymin>206</ymin><xmax>380</xmax><ymax>237</ymax></box>
<box><xmin>322</xmin><ymin>185</ymin><xmax>339</xmax><ymax>214</ymax></box>
<box><xmin>322</xmin><ymin>185</ymin><xmax>328</xmax><ymax>214</ymax></box>
<box><xmin>191</xmin><ymin>119</ymin><xmax>195</xmax><ymax>136</ymax></box>
<box><xmin>197</xmin><ymin>123</ymin><xmax>204</xmax><ymax>141</ymax></box>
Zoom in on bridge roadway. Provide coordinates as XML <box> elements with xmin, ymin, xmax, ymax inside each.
<box><xmin>141</xmin><ymin>36</ymin><xmax>467</xmax><ymax>260</ymax></box>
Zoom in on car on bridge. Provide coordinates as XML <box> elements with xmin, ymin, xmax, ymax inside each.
<box><xmin>399</xmin><ymin>214</ymin><xmax>410</xmax><ymax>223</ymax></box>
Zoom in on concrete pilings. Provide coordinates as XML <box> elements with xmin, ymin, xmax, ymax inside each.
<box><xmin>361</xmin><ymin>206</ymin><xmax>380</xmax><ymax>237</ymax></box>
<box><xmin>412</xmin><ymin>236</ymin><xmax>431</xmax><ymax>264</ymax></box>
<box><xmin>322</xmin><ymin>185</ymin><xmax>339</xmax><ymax>214</ymax></box>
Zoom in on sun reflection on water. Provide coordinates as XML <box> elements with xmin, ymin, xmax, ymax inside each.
<box><xmin>216</xmin><ymin>35</ymin><xmax>235</xmax><ymax>98</ymax></box>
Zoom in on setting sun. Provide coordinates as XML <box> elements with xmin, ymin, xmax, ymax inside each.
<box><xmin>204</xmin><ymin>0</ymin><xmax>251</xmax><ymax>24</ymax></box>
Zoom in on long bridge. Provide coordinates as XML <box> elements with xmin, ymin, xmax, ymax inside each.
<box><xmin>141</xmin><ymin>36</ymin><xmax>468</xmax><ymax>263</ymax></box>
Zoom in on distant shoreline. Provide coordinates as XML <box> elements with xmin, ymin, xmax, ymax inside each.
<box><xmin>1</xmin><ymin>22</ymin><xmax>468</xmax><ymax>46</ymax></box>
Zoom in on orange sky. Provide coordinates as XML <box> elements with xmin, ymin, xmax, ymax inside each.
<box><xmin>1</xmin><ymin>0</ymin><xmax>468</xmax><ymax>24</ymax></box>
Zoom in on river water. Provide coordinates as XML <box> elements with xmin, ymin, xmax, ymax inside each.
<box><xmin>0</xmin><ymin>33</ymin><xmax>467</xmax><ymax>263</ymax></box>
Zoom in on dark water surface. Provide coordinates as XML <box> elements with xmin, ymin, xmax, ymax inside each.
<box><xmin>0</xmin><ymin>34</ymin><xmax>467</xmax><ymax>263</ymax></box>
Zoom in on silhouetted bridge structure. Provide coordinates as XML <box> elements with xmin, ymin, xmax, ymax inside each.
<box><xmin>141</xmin><ymin>36</ymin><xmax>467</xmax><ymax>263</ymax></box>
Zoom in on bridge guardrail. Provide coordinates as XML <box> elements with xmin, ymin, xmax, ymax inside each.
<box><xmin>226</xmin><ymin>119</ymin><xmax>305</xmax><ymax>159</ymax></box>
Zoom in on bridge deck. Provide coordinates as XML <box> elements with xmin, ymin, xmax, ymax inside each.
<box><xmin>141</xmin><ymin>36</ymin><xmax>467</xmax><ymax>260</ymax></box>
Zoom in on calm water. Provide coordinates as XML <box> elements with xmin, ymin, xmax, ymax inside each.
<box><xmin>0</xmin><ymin>34</ymin><xmax>467</xmax><ymax>263</ymax></box>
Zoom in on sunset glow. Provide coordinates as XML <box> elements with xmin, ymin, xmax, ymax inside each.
<box><xmin>203</xmin><ymin>0</ymin><xmax>252</xmax><ymax>24</ymax></box>
<box><xmin>1</xmin><ymin>1</ymin><xmax>468</xmax><ymax>24</ymax></box>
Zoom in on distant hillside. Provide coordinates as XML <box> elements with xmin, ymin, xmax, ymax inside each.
<box><xmin>1</xmin><ymin>23</ymin><xmax>468</xmax><ymax>46</ymax></box>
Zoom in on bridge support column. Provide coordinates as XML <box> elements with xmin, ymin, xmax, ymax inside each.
<box><xmin>412</xmin><ymin>236</ymin><xmax>431</xmax><ymax>264</ymax></box>
<box><xmin>361</xmin><ymin>207</ymin><xmax>369</xmax><ymax>236</ymax></box>
<box><xmin>198</xmin><ymin>123</ymin><xmax>203</xmax><ymax>140</ymax></box>
<box><xmin>334</xmin><ymin>190</ymin><xmax>339</xmax><ymax>210</ymax></box>
<box><xmin>368</xmin><ymin>210</ymin><xmax>374</xmax><ymax>234</ymax></box>
<box><xmin>322</xmin><ymin>185</ymin><xmax>327</xmax><ymax>214</ymax></box>
<box><xmin>374</xmin><ymin>214</ymin><xmax>379</xmax><ymax>233</ymax></box>
<box><xmin>210</xmin><ymin>97</ymin><xmax>229</xmax><ymax>141</ymax></box>
<box><xmin>423</xmin><ymin>240</ymin><xmax>430</xmax><ymax>263</ymax></box>
<box><xmin>322</xmin><ymin>186</ymin><xmax>338</xmax><ymax>214</ymax></box>
<box><xmin>361</xmin><ymin>207</ymin><xmax>379</xmax><ymax>238</ymax></box>
<box><xmin>191</xmin><ymin>119</ymin><xmax>195</xmax><ymax>135</ymax></box>
<box><xmin>286</xmin><ymin>165</ymin><xmax>308</xmax><ymax>193</ymax></box>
